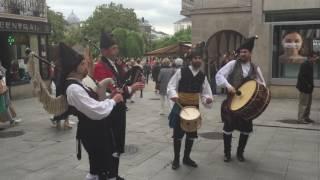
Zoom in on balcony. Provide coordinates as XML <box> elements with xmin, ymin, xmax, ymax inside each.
<box><xmin>0</xmin><ymin>0</ymin><xmax>47</xmax><ymax>22</ymax></box>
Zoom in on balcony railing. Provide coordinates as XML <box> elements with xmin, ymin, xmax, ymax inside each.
<box><xmin>0</xmin><ymin>0</ymin><xmax>47</xmax><ymax>18</ymax></box>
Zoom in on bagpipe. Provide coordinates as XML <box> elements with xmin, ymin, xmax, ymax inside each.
<box><xmin>26</xmin><ymin>48</ymin><xmax>114</xmax><ymax>116</ymax></box>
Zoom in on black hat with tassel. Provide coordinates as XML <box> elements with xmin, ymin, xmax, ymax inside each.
<box><xmin>100</xmin><ymin>31</ymin><xmax>117</xmax><ymax>49</ymax></box>
<box><xmin>190</xmin><ymin>41</ymin><xmax>206</xmax><ymax>58</ymax></box>
<box><xmin>238</xmin><ymin>35</ymin><xmax>258</xmax><ymax>52</ymax></box>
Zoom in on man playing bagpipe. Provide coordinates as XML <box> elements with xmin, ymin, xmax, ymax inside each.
<box><xmin>93</xmin><ymin>32</ymin><xmax>144</xmax><ymax>180</ymax></box>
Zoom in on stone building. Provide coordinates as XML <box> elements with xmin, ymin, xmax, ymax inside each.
<box><xmin>0</xmin><ymin>0</ymin><xmax>50</xmax><ymax>99</ymax></box>
<box><xmin>182</xmin><ymin>0</ymin><xmax>320</xmax><ymax>98</ymax></box>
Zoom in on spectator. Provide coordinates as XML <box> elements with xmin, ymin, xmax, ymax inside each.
<box><xmin>0</xmin><ymin>61</ymin><xmax>21</xmax><ymax>125</ymax></box>
<box><xmin>296</xmin><ymin>53</ymin><xmax>319</xmax><ymax>124</ymax></box>
<box><xmin>143</xmin><ymin>60</ymin><xmax>151</xmax><ymax>84</ymax></box>
<box><xmin>152</xmin><ymin>61</ymin><xmax>161</xmax><ymax>93</ymax></box>
<box><xmin>158</xmin><ymin>58</ymin><xmax>175</xmax><ymax>115</ymax></box>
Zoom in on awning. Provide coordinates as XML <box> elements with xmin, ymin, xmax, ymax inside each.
<box><xmin>145</xmin><ymin>42</ymin><xmax>192</xmax><ymax>56</ymax></box>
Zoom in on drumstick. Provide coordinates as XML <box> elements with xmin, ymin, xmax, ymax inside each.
<box><xmin>236</xmin><ymin>90</ymin><xmax>242</xmax><ymax>96</ymax></box>
<box><xmin>175</xmin><ymin>102</ymin><xmax>189</xmax><ymax>115</ymax></box>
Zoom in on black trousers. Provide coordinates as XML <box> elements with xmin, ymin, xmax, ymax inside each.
<box><xmin>81</xmin><ymin>136</ymin><xmax>111</xmax><ymax>176</ymax></box>
<box><xmin>221</xmin><ymin>100</ymin><xmax>253</xmax><ymax>133</ymax></box>
<box><xmin>172</xmin><ymin>118</ymin><xmax>197</xmax><ymax>140</ymax></box>
<box><xmin>108</xmin><ymin>154</ymin><xmax>120</xmax><ymax>178</ymax></box>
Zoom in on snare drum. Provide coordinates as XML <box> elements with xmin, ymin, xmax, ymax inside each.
<box><xmin>180</xmin><ymin>106</ymin><xmax>201</xmax><ymax>132</ymax></box>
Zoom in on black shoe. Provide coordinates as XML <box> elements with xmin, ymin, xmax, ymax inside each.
<box><xmin>305</xmin><ymin>118</ymin><xmax>315</xmax><ymax>123</ymax></box>
<box><xmin>224</xmin><ymin>154</ymin><xmax>231</xmax><ymax>162</ymax></box>
<box><xmin>297</xmin><ymin>120</ymin><xmax>310</xmax><ymax>124</ymax></box>
<box><xmin>172</xmin><ymin>159</ymin><xmax>180</xmax><ymax>170</ymax></box>
<box><xmin>116</xmin><ymin>176</ymin><xmax>125</xmax><ymax>180</ymax></box>
<box><xmin>237</xmin><ymin>153</ymin><xmax>245</xmax><ymax>162</ymax></box>
<box><xmin>183</xmin><ymin>157</ymin><xmax>198</xmax><ymax>167</ymax></box>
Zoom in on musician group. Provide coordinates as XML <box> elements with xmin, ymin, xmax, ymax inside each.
<box><xmin>52</xmin><ymin>32</ymin><xmax>268</xmax><ymax>180</ymax></box>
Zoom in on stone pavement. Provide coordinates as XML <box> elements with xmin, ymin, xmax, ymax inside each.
<box><xmin>0</xmin><ymin>82</ymin><xmax>319</xmax><ymax>180</ymax></box>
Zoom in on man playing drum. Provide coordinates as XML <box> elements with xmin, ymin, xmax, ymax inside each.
<box><xmin>167</xmin><ymin>42</ymin><xmax>213</xmax><ymax>170</ymax></box>
<box><xmin>216</xmin><ymin>36</ymin><xmax>266</xmax><ymax>162</ymax></box>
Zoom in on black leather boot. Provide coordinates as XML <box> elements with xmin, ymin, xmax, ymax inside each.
<box><xmin>98</xmin><ymin>172</ymin><xmax>108</xmax><ymax>180</ymax></box>
<box><xmin>183</xmin><ymin>139</ymin><xmax>198</xmax><ymax>168</ymax></box>
<box><xmin>172</xmin><ymin>139</ymin><xmax>181</xmax><ymax>170</ymax></box>
<box><xmin>223</xmin><ymin>133</ymin><xmax>232</xmax><ymax>162</ymax></box>
<box><xmin>116</xmin><ymin>176</ymin><xmax>125</xmax><ymax>180</ymax></box>
<box><xmin>237</xmin><ymin>133</ymin><xmax>249</xmax><ymax>162</ymax></box>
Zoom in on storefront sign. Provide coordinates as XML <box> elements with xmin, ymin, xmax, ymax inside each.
<box><xmin>0</xmin><ymin>18</ymin><xmax>50</xmax><ymax>34</ymax></box>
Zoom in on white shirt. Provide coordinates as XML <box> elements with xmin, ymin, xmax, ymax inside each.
<box><xmin>66</xmin><ymin>82</ymin><xmax>116</xmax><ymax>120</ymax></box>
<box><xmin>215</xmin><ymin>60</ymin><xmax>266</xmax><ymax>89</ymax></box>
<box><xmin>167</xmin><ymin>66</ymin><xmax>213</xmax><ymax>108</ymax></box>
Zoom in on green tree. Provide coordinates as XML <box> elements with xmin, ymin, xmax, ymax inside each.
<box><xmin>112</xmin><ymin>28</ymin><xmax>128</xmax><ymax>57</ymax></box>
<box><xmin>126</xmin><ymin>31</ymin><xmax>144</xmax><ymax>58</ymax></box>
<box><xmin>151</xmin><ymin>28</ymin><xmax>191</xmax><ymax>50</ymax></box>
<box><xmin>82</xmin><ymin>2</ymin><xmax>140</xmax><ymax>43</ymax></box>
<box><xmin>64</xmin><ymin>26</ymin><xmax>83</xmax><ymax>47</ymax></box>
<box><xmin>47</xmin><ymin>9</ymin><xmax>66</xmax><ymax>45</ymax></box>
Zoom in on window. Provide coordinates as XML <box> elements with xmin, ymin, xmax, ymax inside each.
<box><xmin>8</xmin><ymin>33</ymin><xmax>30</xmax><ymax>85</ymax></box>
<box><xmin>272</xmin><ymin>24</ymin><xmax>320</xmax><ymax>79</ymax></box>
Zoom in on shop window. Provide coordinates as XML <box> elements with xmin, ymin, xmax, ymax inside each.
<box><xmin>8</xmin><ymin>34</ymin><xmax>30</xmax><ymax>85</ymax></box>
<box><xmin>272</xmin><ymin>24</ymin><xmax>320</xmax><ymax>79</ymax></box>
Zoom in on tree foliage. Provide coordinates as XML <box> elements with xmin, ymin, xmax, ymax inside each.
<box><xmin>126</xmin><ymin>31</ymin><xmax>144</xmax><ymax>58</ymax></box>
<box><xmin>112</xmin><ymin>28</ymin><xmax>128</xmax><ymax>57</ymax></box>
<box><xmin>151</xmin><ymin>28</ymin><xmax>191</xmax><ymax>50</ymax></box>
<box><xmin>48</xmin><ymin>2</ymin><xmax>145</xmax><ymax>58</ymax></box>
<box><xmin>47</xmin><ymin>9</ymin><xmax>66</xmax><ymax>45</ymax></box>
<box><xmin>82</xmin><ymin>2</ymin><xmax>140</xmax><ymax>42</ymax></box>
<box><xmin>111</xmin><ymin>28</ymin><xmax>144</xmax><ymax>58</ymax></box>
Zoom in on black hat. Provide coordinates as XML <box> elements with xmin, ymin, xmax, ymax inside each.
<box><xmin>190</xmin><ymin>41</ymin><xmax>205</xmax><ymax>58</ymax></box>
<box><xmin>238</xmin><ymin>35</ymin><xmax>258</xmax><ymax>52</ymax></box>
<box><xmin>59</xmin><ymin>42</ymin><xmax>84</xmax><ymax>79</ymax></box>
<box><xmin>100</xmin><ymin>32</ymin><xmax>117</xmax><ymax>49</ymax></box>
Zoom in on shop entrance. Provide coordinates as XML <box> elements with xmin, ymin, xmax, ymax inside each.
<box><xmin>0</xmin><ymin>32</ymin><xmax>12</xmax><ymax>83</ymax></box>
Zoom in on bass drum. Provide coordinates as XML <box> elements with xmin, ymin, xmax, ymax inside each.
<box><xmin>229</xmin><ymin>80</ymin><xmax>271</xmax><ymax>121</ymax></box>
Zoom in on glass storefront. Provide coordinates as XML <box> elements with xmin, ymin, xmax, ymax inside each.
<box><xmin>0</xmin><ymin>33</ymin><xmax>49</xmax><ymax>85</ymax></box>
<box><xmin>272</xmin><ymin>24</ymin><xmax>320</xmax><ymax>79</ymax></box>
<box><xmin>8</xmin><ymin>33</ymin><xmax>30</xmax><ymax>84</ymax></box>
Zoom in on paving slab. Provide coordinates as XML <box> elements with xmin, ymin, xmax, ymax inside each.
<box><xmin>0</xmin><ymin>82</ymin><xmax>319</xmax><ymax>180</ymax></box>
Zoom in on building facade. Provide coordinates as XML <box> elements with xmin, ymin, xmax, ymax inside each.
<box><xmin>0</xmin><ymin>0</ymin><xmax>50</xmax><ymax>99</ymax></box>
<box><xmin>182</xmin><ymin>0</ymin><xmax>320</xmax><ymax>98</ymax></box>
<box><xmin>174</xmin><ymin>17</ymin><xmax>191</xmax><ymax>33</ymax></box>
<box><xmin>151</xmin><ymin>29</ymin><xmax>169</xmax><ymax>40</ymax></box>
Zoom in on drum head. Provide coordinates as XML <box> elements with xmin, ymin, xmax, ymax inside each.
<box><xmin>180</xmin><ymin>107</ymin><xmax>200</xmax><ymax>120</ymax></box>
<box><xmin>230</xmin><ymin>80</ymin><xmax>257</xmax><ymax>111</ymax></box>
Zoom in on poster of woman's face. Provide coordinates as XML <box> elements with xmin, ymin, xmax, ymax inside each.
<box><xmin>279</xmin><ymin>31</ymin><xmax>307</xmax><ymax>63</ymax></box>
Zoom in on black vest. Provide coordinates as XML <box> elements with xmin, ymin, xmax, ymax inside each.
<box><xmin>63</xmin><ymin>80</ymin><xmax>111</xmax><ymax>139</ymax></box>
<box><xmin>228</xmin><ymin>60</ymin><xmax>257</xmax><ymax>88</ymax></box>
<box><xmin>178</xmin><ymin>67</ymin><xmax>205</xmax><ymax>93</ymax></box>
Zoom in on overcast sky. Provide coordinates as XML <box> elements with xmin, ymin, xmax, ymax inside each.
<box><xmin>46</xmin><ymin>0</ymin><xmax>184</xmax><ymax>35</ymax></box>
